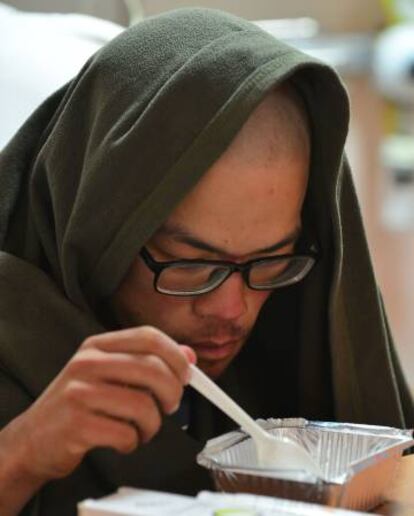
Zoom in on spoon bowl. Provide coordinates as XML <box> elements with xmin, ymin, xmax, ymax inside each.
<box><xmin>189</xmin><ymin>364</ymin><xmax>321</xmax><ymax>477</ymax></box>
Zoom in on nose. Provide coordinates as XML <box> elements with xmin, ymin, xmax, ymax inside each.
<box><xmin>193</xmin><ymin>272</ymin><xmax>247</xmax><ymax>320</ymax></box>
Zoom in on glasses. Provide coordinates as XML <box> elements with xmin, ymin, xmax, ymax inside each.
<box><xmin>139</xmin><ymin>243</ymin><xmax>318</xmax><ymax>297</ymax></box>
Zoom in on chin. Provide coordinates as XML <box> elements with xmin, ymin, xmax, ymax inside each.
<box><xmin>197</xmin><ymin>358</ymin><xmax>232</xmax><ymax>379</ymax></box>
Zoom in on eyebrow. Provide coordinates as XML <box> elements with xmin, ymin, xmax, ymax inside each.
<box><xmin>157</xmin><ymin>223</ymin><xmax>301</xmax><ymax>257</ymax></box>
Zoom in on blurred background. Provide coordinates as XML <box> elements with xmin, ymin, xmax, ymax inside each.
<box><xmin>1</xmin><ymin>0</ymin><xmax>414</xmax><ymax>389</ymax></box>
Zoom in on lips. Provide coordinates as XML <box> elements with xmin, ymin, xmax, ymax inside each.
<box><xmin>190</xmin><ymin>339</ymin><xmax>240</xmax><ymax>360</ymax></box>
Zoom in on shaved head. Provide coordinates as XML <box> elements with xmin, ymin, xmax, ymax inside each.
<box><xmin>226</xmin><ymin>83</ymin><xmax>310</xmax><ymax>174</ymax></box>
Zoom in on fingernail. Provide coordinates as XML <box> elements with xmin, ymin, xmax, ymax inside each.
<box><xmin>169</xmin><ymin>402</ymin><xmax>179</xmax><ymax>415</ymax></box>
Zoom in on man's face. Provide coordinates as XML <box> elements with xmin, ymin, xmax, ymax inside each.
<box><xmin>113</xmin><ymin>90</ymin><xmax>310</xmax><ymax>378</ymax></box>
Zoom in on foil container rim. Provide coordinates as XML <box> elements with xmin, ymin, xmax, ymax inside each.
<box><xmin>197</xmin><ymin>418</ymin><xmax>414</xmax><ymax>485</ymax></box>
<box><xmin>260</xmin><ymin>418</ymin><xmax>413</xmax><ymax>438</ymax></box>
<box><xmin>199</xmin><ymin>418</ymin><xmax>413</xmax><ymax>454</ymax></box>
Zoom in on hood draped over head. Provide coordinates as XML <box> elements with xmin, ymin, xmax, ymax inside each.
<box><xmin>0</xmin><ymin>7</ymin><xmax>412</xmax><ymax>513</ymax></box>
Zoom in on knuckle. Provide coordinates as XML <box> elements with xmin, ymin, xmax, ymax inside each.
<box><xmin>80</xmin><ymin>335</ymin><xmax>100</xmax><ymax>350</ymax></box>
<box><xmin>63</xmin><ymin>380</ymin><xmax>88</xmax><ymax>404</ymax></box>
<box><xmin>64</xmin><ymin>358</ymin><xmax>83</xmax><ymax>377</ymax></box>
<box><xmin>142</xmin><ymin>353</ymin><xmax>164</xmax><ymax>373</ymax></box>
<box><xmin>118</xmin><ymin>425</ymin><xmax>139</xmax><ymax>453</ymax></box>
<box><xmin>144</xmin><ymin>411</ymin><xmax>162</xmax><ymax>442</ymax></box>
<box><xmin>66</xmin><ymin>437</ymin><xmax>88</xmax><ymax>458</ymax></box>
<box><xmin>65</xmin><ymin>354</ymin><xmax>89</xmax><ymax>376</ymax></box>
<box><xmin>134</xmin><ymin>360</ymin><xmax>183</xmax><ymax>413</ymax></box>
<box><xmin>136</xmin><ymin>355</ymin><xmax>169</xmax><ymax>386</ymax></box>
<box><xmin>65</xmin><ymin>349</ymin><xmax>103</xmax><ymax>377</ymax></box>
<box><xmin>165</xmin><ymin>384</ymin><xmax>183</xmax><ymax>414</ymax></box>
<box><xmin>139</xmin><ymin>325</ymin><xmax>160</xmax><ymax>338</ymax></box>
<box><xmin>134</xmin><ymin>389</ymin><xmax>155</xmax><ymax>414</ymax></box>
<box><xmin>140</xmin><ymin>326</ymin><xmax>169</xmax><ymax>351</ymax></box>
<box><xmin>131</xmin><ymin>391</ymin><xmax>161</xmax><ymax>440</ymax></box>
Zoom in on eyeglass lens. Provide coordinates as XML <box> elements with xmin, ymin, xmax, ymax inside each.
<box><xmin>156</xmin><ymin>256</ymin><xmax>314</xmax><ymax>294</ymax></box>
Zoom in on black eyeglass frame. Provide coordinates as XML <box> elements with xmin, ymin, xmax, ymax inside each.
<box><xmin>139</xmin><ymin>244</ymin><xmax>319</xmax><ymax>297</ymax></box>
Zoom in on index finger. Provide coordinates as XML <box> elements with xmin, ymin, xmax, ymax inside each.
<box><xmin>81</xmin><ymin>326</ymin><xmax>190</xmax><ymax>383</ymax></box>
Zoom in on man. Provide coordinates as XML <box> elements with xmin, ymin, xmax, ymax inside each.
<box><xmin>0</xmin><ymin>8</ymin><xmax>412</xmax><ymax>516</ymax></box>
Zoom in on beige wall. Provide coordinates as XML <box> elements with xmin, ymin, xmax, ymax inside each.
<box><xmin>1</xmin><ymin>0</ymin><xmax>129</xmax><ymax>24</ymax></box>
<box><xmin>141</xmin><ymin>0</ymin><xmax>384</xmax><ymax>32</ymax></box>
<box><xmin>346</xmin><ymin>77</ymin><xmax>414</xmax><ymax>388</ymax></box>
<box><xmin>3</xmin><ymin>0</ymin><xmax>385</xmax><ymax>31</ymax></box>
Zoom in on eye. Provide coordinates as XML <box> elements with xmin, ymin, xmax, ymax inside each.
<box><xmin>147</xmin><ymin>246</ymin><xmax>181</xmax><ymax>261</ymax></box>
<box><xmin>157</xmin><ymin>263</ymin><xmax>228</xmax><ymax>293</ymax></box>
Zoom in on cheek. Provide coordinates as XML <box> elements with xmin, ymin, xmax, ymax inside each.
<box><xmin>246</xmin><ymin>290</ymin><xmax>272</xmax><ymax>316</ymax></box>
<box><xmin>113</xmin><ymin>259</ymin><xmax>193</xmax><ymax>326</ymax></box>
<box><xmin>122</xmin><ymin>259</ymin><xmax>153</xmax><ymax>299</ymax></box>
<box><xmin>112</xmin><ymin>259</ymin><xmax>154</xmax><ymax>320</ymax></box>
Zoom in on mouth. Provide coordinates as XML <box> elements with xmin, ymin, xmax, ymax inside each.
<box><xmin>190</xmin><ymin>339</ymin><xmax>241</xmax><ymax>361</ymax></box>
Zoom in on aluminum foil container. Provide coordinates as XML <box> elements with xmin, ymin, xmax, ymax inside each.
<box><xmin>197</xmin><ymin>418</ymin><xmax>414</xmax><ymax>512</ymax></box>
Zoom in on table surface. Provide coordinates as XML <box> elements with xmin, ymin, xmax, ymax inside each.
<box><xmin>374</xmin><ymin>455</ymin><xmax>414</xmax><ymax>515</ymax></box>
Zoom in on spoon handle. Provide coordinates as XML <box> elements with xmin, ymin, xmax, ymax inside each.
<box><xmin>189</xmin><ymin>364</ymin><xmax>265</xmax><ymax>441</ymax></box>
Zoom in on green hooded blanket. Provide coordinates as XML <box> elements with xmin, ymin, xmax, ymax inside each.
<box><xmin>0</xmin><ymin>7</ymin><xmax>412</xmax><ymax>515</ymax></box>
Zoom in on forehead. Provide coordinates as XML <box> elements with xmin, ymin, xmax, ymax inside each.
<box><xmin>162</xmin><ymin>90</ymin><xmax>310</xmax><ymax>254</ymax></box>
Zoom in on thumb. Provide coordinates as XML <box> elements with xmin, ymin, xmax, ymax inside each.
<box><xmin>179</xmin><ymin>344</ymin><xmax>197</xmax><ymax>365</ymax></box>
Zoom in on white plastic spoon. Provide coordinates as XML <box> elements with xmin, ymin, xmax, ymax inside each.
<box><xmin>189</xmin><ymin>364</ymin><xmax>321</xmax><ymax>476</ymax></box>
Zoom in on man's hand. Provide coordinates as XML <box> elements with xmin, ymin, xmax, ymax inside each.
<box><xmin>2</xmin><ymin>326</ymin><xmax>195</xmax><ymax>486</ymax></box>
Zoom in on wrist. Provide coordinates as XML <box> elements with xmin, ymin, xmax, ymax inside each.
<box><xmin>0</xmin><ymin>415</ymin><xmax>49</xmax><ymax>514</ymax></box>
